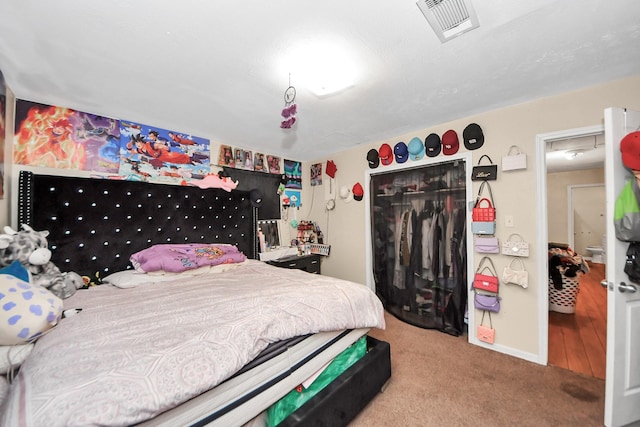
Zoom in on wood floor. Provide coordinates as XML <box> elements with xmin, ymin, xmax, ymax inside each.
<box><xmin>548</xmin><ymin>262</ymin><xmax>607</xmax><ymax>379</ymax></box>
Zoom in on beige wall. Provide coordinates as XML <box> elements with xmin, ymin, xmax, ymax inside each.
<box><xmin>300</xmin><ymin>75</ymin><xmax>640</xmax><ymax>358</ymax></box>
<box><xmin>2</xmin><ymin>75</ymin><xmax>640</xmax><ymax>361</ymax></box>
<box><xmin>547</xmin><ymin>168</ymin><xmax>605</xmax><ymax>250</ymax></box>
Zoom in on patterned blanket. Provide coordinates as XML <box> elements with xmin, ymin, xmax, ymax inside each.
<box><xmin>1</xmin><ymin>260</ymin><xmax>385</xmax><ymax>426</ymax></box>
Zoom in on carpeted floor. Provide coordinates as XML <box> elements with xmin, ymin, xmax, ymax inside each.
<box><xmin>349</xmin><ymin>311</ymin><xmax>605</xmax><ymax>427</ymax></box>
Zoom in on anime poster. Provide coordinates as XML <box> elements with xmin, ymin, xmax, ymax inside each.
<box><xmin>284</xmin><ymin>159</ymin><xmax>302</xmax><ymax>189</ymax></box>
<box><xmin>284</xmin><ymin>189</ymin><xmax>301</xmax><ymax>208</ymax></box>
<box><xmin>254</xmin><ymin>152</ymin><xmax>267</xmax><ymax>172</ymax></box>
<box><xmin>119</xmin><ymin>120</ymin><xmax>210</xmax><ymax>183</ymax></box>
<box><xmin>267</xmin><ymin>155</ymin><xmax>281</xmax><ymax>174</ymax></box>
<box><xmin>218</xmin><ymin>144</ymin><xmax>235</xmax><ymax>168</ymax></box>
<box><xmin>0</xmin><ymin>93</ymin><xmax>5</xmax><ymax>198</ymax></box>
<box><xmin>310</xmin><ymin>163</ymin><xmax>322</xmax><ymax>186</ymax></box>
<box><xmin>13</xmin><ymin>100</ymin><xmax>120</xmax><ymax>172</ymax></box>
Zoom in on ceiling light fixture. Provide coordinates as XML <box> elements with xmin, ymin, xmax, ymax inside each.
<box><xmin>565</xmin><ymin>149</ymin><xmax>585</xmax><ymax>160</ymax></box>
<box><xmin>416</xmin><ymin>0</ymin><xmax>480</xmax><ymax>43</ymax></box>
<box><xmin>284</xmin><ymin>40</ymin><xmax>357</xmax><ymax>97</ymax></box>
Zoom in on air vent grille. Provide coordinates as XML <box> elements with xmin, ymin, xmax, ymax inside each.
<box><xmin>417</xmin><ymin>0</ymin><xmax>479</xmax><ymax>43</ymax></box>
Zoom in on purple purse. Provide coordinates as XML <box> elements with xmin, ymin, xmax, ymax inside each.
<box><xmin>474</xmin><ymin>292</ymin><xmax>501</xmax><ymax>313</ymax></box>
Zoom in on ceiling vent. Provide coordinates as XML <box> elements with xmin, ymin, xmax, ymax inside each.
<box><xmin>416</xmin><ymin>0</ymin><xmax>479</xmax><ymax>43</ymax></box>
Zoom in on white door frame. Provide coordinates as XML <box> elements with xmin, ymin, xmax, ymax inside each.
<box><xmin>535</xmin><ymin>124</ymin><xmax>604</xmax><ymax>365</ymax></box>
<box><xmin>567</xmin><ymin>183</ymin><xmax>605</xmax><ymax>251</ymax></box>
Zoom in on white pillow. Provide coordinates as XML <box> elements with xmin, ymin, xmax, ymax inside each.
<box><xmin>104</xmin><ymin>261</ymin><xmax>247</xmax><ymax>288</ymax></box>
<box><xmin>101</xmin><ymin>271</ymin><xmax>170</xmax><ymax>289</ymax></box>
<box><xmin>146</xmin><ymin>261</ymin><xmax>246</xmax><ymax>276</ymax></box>
<box><xmin>0</xmin><ymin>343</ymin><xmax>34</xmax><ymax>374</ymax></box>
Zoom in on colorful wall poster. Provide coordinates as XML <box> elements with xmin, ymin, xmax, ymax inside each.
<box><xmin>284</xmin><ymin>159</ymin><xmax>302</xmax><ymax>189</ymax></box>
<box><xmin>119</xmin><ymin>120</ymin><xmax>210</xmax><ymax>182</ymax></box>
<box><xmin>254</xmin><ymin>152</ymin><xmax>267</xmax><ymax>172</ymax></box>
<box><xmin>284</xmin><ymin>189</ymin><xmax>301</xmax><ymax>208</ymax></box>
<box><xmin>310</xmin><ymin>162</ymin><xmax>322</xmax><ymax>186</ymax></box>
<box><xmin>13</xmin><ymin>100</ymin><xmax>120</xmax><ymax>172</ymax></box>
<box><xmin>0</xmin><ymin>70</ymin><xmax>4</xmax><ymax>198</ymax></box>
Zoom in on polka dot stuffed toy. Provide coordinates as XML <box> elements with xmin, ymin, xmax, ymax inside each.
<box><xmin>0</xmin><ymin>260</ymin><xmax>63</xmax><ymax>345</ymax></box>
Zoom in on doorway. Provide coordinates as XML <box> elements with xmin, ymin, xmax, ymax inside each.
<box><xmin>536</xmin><ymin>125</ymin><xmax>606</xmax><ymax>378</ymax></box>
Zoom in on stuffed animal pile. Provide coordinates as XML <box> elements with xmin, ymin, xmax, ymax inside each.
<box><xmin>0</xmin><ymin>224</ymin><xmax>84</xmax><ymax>299</ymax></box>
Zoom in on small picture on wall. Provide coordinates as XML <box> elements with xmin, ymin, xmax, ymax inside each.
<box><xmin>242</xmin><ymin>150</ymin><xmax>253</xmax><ymax>170</ymax></box>
<box><xmin>218</xmin><ymin>144</ymin><xmax>235</xmax><ymax>168</ymax></box>
<box><xmin>284</xmin><ymin>189</ymin><xmax>301</xmax><ymax>208</ymax></box>
<box><xmin>267</xmin><ymin>155</ymin><xmax>281</xmax><ymax>174</ymax></box>
<box><xmin>311</xmin><ymin>163</ymin><xmax>322</xmax><ymax>186</ymax></box>
<box><xmin>234</xmin><ymin>148</ymin><xmax>244</xmax><ymax>168</ymax></box>
<box><xmin>254</xmin><ymin>152</ymin><xmax>267</xmax><ymax>172</ymax></box>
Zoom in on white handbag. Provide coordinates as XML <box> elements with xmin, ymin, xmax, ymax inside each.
<box><xmin>501</xmin><ymin>233</ymin><xmax>530</xmax><ymax>257</ymax></box>
<box><xmin>502</xmin><ymin>258</ymin><xmax>529</xmax><ymax>288</ymax></box>
<box><xmin>501</xmin><ymin>145</ymin><xmax>527</xmax><ymax>171</ymax></box>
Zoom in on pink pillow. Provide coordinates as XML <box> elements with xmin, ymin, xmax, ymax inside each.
<box><xmin>130</xmin><ymin>243</ymin><xmax>247</xmax><ymax>273</ymax></box>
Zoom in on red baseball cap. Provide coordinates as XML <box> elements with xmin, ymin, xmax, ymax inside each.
<box><xmin>379</xmin><ymin>143</ymin><xmax>393</xmax><ymax>165</ymax></box>
<box><xmin>353</xmin><ymin>182</ymin><xmax>364</xmax><ymax>201</ymax></box>
<box><xmin>621</xmin><ymin>131</ymin><xmax>640</xmax><ymax>170</ymax></box>
<box><xmin>442</xmin><ymin>130</ymin><xmax>459</xmax><ymax>155</ymax></box>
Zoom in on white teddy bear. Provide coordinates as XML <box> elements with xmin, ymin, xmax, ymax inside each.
<box><xmin>0</xmin><ymin>224</ymin><xmax>84</xmax><ymax>299</ymax></box>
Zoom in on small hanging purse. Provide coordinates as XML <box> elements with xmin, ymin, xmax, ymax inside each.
<box><xmin>471</xmin><ymin>181</ymin><xmax>496</xmax><ymax>235</ymax></box>
<box><xmin>501</xmin><ymin>145</ymin><xmax>527</xmax><ymax>171</ymax></box>
<box><xmin>474</xmin><ymin>236</ymin><xmax>499</xmax><ymax>254</ymax></box>
<box><xmin>471</xmin><ymin>155</ymin><xmax>498</xmax><ymax>181</ymax></box>
<box><xmin>473</xmin><ymin>256</ymin><xmax>499</xmax><ymax>293</ymax></box>
<box><xmin>473</xmin><ymin>291</ymin><xmax>501</xmax><ymax>313</ymax></box>
<box><xmin>501</xmin><ymin>233</ymin><xmax>530</xmax><ymax>257</ymax></box>
<box><xmin>478</xmin><ymin>311</ymin><xmax>495</xmax><ymax>344</ymax></box>
<box><xmin>502</xmin><ymin>258</ymin><xmax>529</xmax><ymax>288</ymax></box>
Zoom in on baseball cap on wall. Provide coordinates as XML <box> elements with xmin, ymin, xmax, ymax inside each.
<box><xmin>367</xmin><ymin>148</ymin><xmax>379</xmax><ymax>168</ymax></box>
<box><xmin>442</xmin><ymin>130</ymin><xmax>459</xmax><ymax>155</ymax></box>
<box><xmin>394</xmin><ymin>141</ymin><xmax>409</xmax><ymax>163</ymax></box>
<box><xmin>463</xmin><ymin>123</ymin><xmax>484</xmax><ymax>150</ymax></box>
<box><xmin>379</xmin><ymin>143</ymin><xmax>393</xmax><ymax>165</ymax></box>
<box><xmin>621</xmin><ymin>131</ymin><xmax>640</xmax><ymax>170</ymax></box>
<box><xmin>353</xmin><ymin>182</ymin><xmax>364</xmax><ymax>201</ymax></box>
<box><xmin>407</xmin><ymin>137</ymin><xmax>425</xmax><ymax>161</ymax></box>
<box><xmin>339</xmin><ymin>185</ymin><xmax>353</xmax><ymax>203</ymax></box>
<box><xmin>425</xmin><ymin>133</ymin><xmax>441</xmax><ymax>157</ymax></box>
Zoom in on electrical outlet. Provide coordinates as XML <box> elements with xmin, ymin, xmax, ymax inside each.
<box><xmin>505</xmin><ymin>215</ymin><xmax>514</xmax><ymax>227</ymax></box>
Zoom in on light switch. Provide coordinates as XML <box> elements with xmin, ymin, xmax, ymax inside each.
<box><xmin>505</xmin><ymin>215</ymin><xmax>514</xmax><ymax>227</ymax></box>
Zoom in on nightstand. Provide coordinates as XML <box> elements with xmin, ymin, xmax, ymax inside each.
<box><xmin>267</xmin><ymin>254</ymin><xmax>321</xmax><ymax>274</ymax></box>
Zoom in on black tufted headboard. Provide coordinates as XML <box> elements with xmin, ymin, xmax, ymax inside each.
<box><xmin>18</xmin><ymin>171</ymin><xmax>258</xmax><ymax>284</ymax></box>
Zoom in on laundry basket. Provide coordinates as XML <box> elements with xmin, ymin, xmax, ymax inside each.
<box><xmin>548</xmin><ymin>273</ymin><xmax>581</xmax><ymax>314</ymax></box>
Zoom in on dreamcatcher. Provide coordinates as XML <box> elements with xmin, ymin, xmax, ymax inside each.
<box><xmin>280</xmin><ymin>78</ymin><xmax>298</xmax><ymax>129</ymax></box>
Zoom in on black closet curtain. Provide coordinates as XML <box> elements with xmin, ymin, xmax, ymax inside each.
<box><xmin>370</xmin><ymin>160</ymin><xmax>467</xmax><ymax>336</ymax></box>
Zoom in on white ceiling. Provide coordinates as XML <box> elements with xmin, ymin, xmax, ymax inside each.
<box><xmin>1</xmin><ymin>0</ymin><xmax>639</xmax><ymax>161</ymax></box>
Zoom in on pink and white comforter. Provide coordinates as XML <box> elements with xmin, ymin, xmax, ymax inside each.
<box><xmin>1</xmin><ymin>260</ymin><xmax>385</xmax><ymax>427</ymax></box>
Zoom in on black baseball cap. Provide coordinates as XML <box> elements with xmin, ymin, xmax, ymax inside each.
<box><xmin>425</xmin><ymin>133</ymin><xmax>441</xmax><ymax>157</ymax></box>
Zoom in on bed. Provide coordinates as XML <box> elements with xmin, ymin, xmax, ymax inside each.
<box><xmin>1</xmin><ymin>172</ymin><xmax>390</xmax><ymax>427</ymax></box>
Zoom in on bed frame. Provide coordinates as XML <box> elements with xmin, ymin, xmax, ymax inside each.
<box><xmin>18</xmin><ymin>171</ymin><xmax>258</xmax><ymax>283</ymax></box>
<box><xmin>16</xmin><ymin>171</ymin><xmax>391</xmax><ymax>426</ymax></box>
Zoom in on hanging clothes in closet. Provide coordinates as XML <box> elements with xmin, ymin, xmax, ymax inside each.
<box><xmin>370</xmin><ymin>160</ymin><xmax>467</xmax><ymax>335</ymax></box>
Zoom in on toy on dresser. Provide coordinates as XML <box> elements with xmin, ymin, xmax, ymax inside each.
<box><xmin>0</xmin><ymin>224</ymin><xmax>84</xmax><ymax>299</ymax></box>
